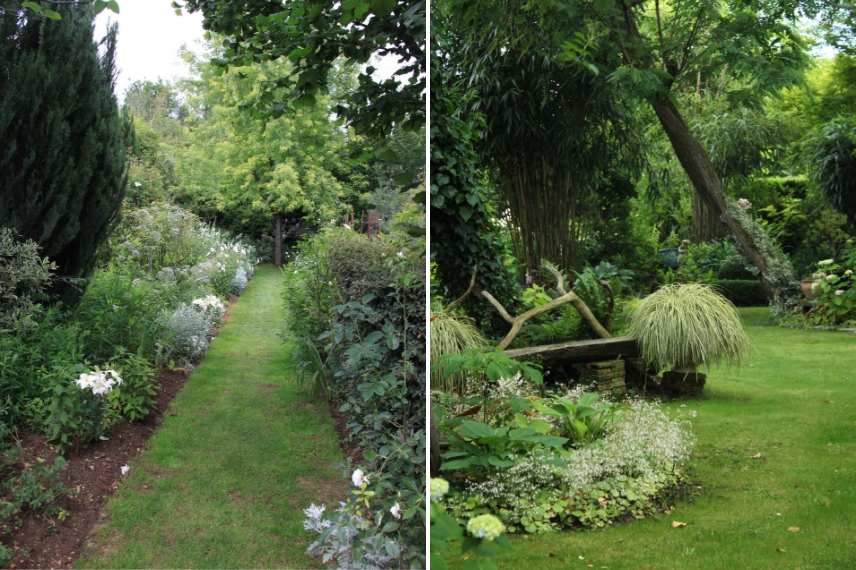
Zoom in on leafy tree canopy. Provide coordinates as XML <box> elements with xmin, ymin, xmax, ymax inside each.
<box><xmin>176</xmin><ymin>0</ymin><xmax>425</xmax><ymax>138</ymax></box>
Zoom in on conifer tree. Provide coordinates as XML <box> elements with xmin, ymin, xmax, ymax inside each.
<box><xmin>0</xmin><ymin>2</ymin><xmax>132</xmax><ymax>294</ymax></box>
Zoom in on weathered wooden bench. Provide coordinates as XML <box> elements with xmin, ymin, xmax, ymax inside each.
<box><xmin>505</xmin><ymin>336</ymin><xmax>643</xmax><ymax>395</ymax></box>
<box><xmin>504</xmin><ymin>335</ymin><xmax>639</xmax><ymax>363</ymax></box>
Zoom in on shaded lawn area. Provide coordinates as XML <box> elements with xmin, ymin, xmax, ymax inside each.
<box><xmin>76</xmin><ymin>265</ymin><xmax>345</xmax><ymax>569</ymax></box>
<box><xmin>463</xmin><ymin>308</ymin><xmax>856</xmax><ymax>569</ymax></box>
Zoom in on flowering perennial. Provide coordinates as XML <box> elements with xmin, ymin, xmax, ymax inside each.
<box><xmin>75</xmin><ymin>369</ymin><xmax>122</xmax><ymax>396</ymax></box>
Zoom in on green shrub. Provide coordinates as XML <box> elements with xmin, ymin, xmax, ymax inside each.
<box><xmin>106</xmin><ymin>350</ymin><xmax>158</xmax><ymax>422</ymax></box>
<box><xmin>712</xmin><ymin>279</ymin><xmax>768</xmax><ymax>306</ymax></box>
<box><xmin>74</xmin><ymin>269</ymin><xmax>178</xmax><ymax>361</ymax></box>
<box><xmin>283</xmin><ymin>226</ymin><xmax>425</xmax><ymax>567</ymax></box>
<box><xmin>44</xmin><ymin>363</ymin><xmax>104</xmax><ymax>449</ymax></box>
<box><xmin>0</xmin><ymin>307</ymin><xmax>85</xmax><ymax>431</ymax></box>
<box><xmin>0</xmin><ymin>452</ymin><xmax>67</xmax><ymax>534</ymax></box>
<box><xmin>629</xmin><ymin>283</ymin><xmax>749</xmax><ymax>371</ymax></box>
<box><xmin>0</xmin><ymin>228</ymin><xmax>55</xmax><ymax>329</ymax></box>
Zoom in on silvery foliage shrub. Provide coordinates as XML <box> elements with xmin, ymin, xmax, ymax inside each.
<box><xmin>304</xmin><ymin>471</ymin><xmax>405</xmax><ymax>570</ymax></box>
<box><xmin>304</xmin><ymin>507</ymin><xmax>403</xmax><ymax>570</ymax></box>
<box><xmin>230</xmin><ymin>266</ymin><xmax>248</xmax><ymax>294</ymax></box>
<box><xmin>111</xmin><ymin>203</ymin><xmax>210</xmax><ymax>275</ymax></box>
<box><xmin>452</xmin><ymin>399</ymin><xmax>694</xmax><ymax>532</ymax></box>
<box><xmin>160</xmin><ymin>303</ymin><xmax>213</xmax><ymax>364</ymax></box>
<box><xmin>0</xmin><ymin>228</ymin><xmax>55</xmax><ymax>328</ymax></box>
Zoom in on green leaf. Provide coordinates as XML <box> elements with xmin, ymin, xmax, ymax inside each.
<box><xmin>22</xmin><ymin>1</ymin><xmax>44</xmax><ymax>15</ymax></box>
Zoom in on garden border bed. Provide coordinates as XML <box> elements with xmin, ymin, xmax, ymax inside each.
<box><xmin>3</xmin><ymin>300</ymin><xmax>237</xmax><ymax>569</ymax></box>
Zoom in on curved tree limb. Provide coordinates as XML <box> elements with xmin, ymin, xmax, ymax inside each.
<box><xmin>446</xmin><ymin>270</ymin><xmax>477</xmax><ymax>311</ymax></box>
<box><xmin>480</xmin><ymin>287</ymin><xmax>611</xmax><ymax>350</ymax></box>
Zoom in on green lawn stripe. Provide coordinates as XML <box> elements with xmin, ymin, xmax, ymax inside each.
<box><xmin>77</xmin><ymin>265</ymin><xmax>345</xmax><ymax>569</ymax></box>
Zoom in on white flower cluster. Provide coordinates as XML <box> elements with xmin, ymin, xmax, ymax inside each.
<box><xmin>561</xmin><ymin>400</ymin><xmax>694</xmax><ymax>488</ymax></box>
<box><xmin>489</xmin><ymin>373</ymin><xmax>528</xmax><ymax>399</ymax></box>
<box><xmin>75</xmin><ymin>369</ymin><xmax>122</xmax><ymax>396</ymax></box>
<box><xmin>192</xmin><ymin>294</ymin><xmax>225</xmax><ymax>320</ymax></box>
<box><xmin>462</xmin><ymin>399</ymin><xmax>693</xmax><ymax>528</ymax></box>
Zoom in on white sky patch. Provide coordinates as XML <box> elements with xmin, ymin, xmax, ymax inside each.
<box><xmin>95</xmin><ymin>0</ymin><xmax>205</xmax><ymax>100</ymax></box>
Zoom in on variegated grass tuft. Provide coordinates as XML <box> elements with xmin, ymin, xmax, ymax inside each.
<box><xmin>430</xmin><ymin>305</ymin><xmax>488</xmax><ymax>392</ymax></box>
<box><xmin>629</xmin><ymin>283</ymin><xmax>749</xmax><ymax>371</ymax></box>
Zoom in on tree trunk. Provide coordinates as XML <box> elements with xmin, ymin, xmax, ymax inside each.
<box><xmin>274</xmin><ymin>215</ymin><xmax>282</xmax><ymax>268</ymax></box>
<box><xmin>650</xmin><ymin>97</ymin><xmax>772</xmax><ymax>292</ymax></box>
<box><xmin>691</xmin><ymin>192</ymin><xmax>726</xmax><ymax>242</ymax></box>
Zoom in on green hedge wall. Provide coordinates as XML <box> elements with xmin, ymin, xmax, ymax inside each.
<box><xmin>712</xmin><ymin>279</ymin><xmax>768</xmax><ymax>306</ymax></box>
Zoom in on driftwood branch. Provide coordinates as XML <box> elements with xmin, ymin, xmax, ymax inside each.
<box><xmin>479</xmin><ymin>261</ymin><xmax>612</xmax><ymax>350</ymax></box>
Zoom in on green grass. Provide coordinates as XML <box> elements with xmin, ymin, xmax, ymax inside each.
<box><xmin>461</xmin><ymin>308</ymin><xmax>856</xmax><ymax>569</ymax></box>
<box><xmin>76</xmin><ymin>265</ymin><xmax>345</xmax><ymax>569</ymax></box>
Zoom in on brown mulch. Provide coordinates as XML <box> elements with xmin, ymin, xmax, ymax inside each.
<box><xmin>2</xmin><ymin>298</ymin><xmax>238</xmax><ymax>570</ymax></box>
<box><xmin>4</xmin><ymin>368</ymin><xmax>188</xmax><ymax>570</ymax></box>
<box><xmin>327</xmin><ymin>399</ymin><xmax>363</xmax><ymax>465</ymax></box>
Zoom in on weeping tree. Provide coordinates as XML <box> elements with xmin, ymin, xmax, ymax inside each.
<box><xmin>0</xmin><ymin>2</ymin><xmax>132</xmax><ymax>295</ymax></box>
<box><xmin>464</xmin><ymin>33</ymin><xmax>640</xmax><ymax>274</ymax></box>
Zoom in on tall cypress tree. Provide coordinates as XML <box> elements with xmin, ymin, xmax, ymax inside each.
<box><xmin>0</xmin><ymin>2</ymin><xmax>132</xmax><ymax>294</ymax></box>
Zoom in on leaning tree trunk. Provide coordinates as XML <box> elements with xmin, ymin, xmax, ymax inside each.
<box><xmin>274</xmin><ymin>215</ymin><xmax>283</xmax><ymax>268</ymax></box>
<box><xmin>691</xmin><ymin>192</ymin><xmax>726</xmax><ymax>242</ymax></box>
<box><xmin>650</xmin><ymin>97</ymin><xmax>773</xmax><ymax>294</ymax></box>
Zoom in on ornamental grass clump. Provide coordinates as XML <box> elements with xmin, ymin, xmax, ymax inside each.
<box><xmin>429</xmin><ymin>306</ymin><xmax>488</xmax><ymax>391</ymax></box>
<box><xmin>629</xmin><ymin>283</ymin><xmax>749</xmax><ymax>371</ymax></box>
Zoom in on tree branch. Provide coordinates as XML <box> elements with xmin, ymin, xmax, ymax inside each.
<box><xmin>446</xmin><ymin>270</ymin><xmax>477</xmax><ymax>311</ymax></box>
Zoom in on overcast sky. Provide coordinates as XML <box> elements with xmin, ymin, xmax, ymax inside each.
<box><xmin>94</xmin><ymin>1</ymin><xmax>205</xmax><ymax>99</ymax></box>
<box><xmin>94</xmin><ymin>0</ymin><xmax>402</xmax><ymax>101</ymax></box>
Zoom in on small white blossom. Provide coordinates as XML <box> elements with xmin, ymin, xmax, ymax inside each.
<box><xmin>120</xmin><ymin>464</ymin><xmax>130</xmax><ymax>476</ymax></box>
<box><xmin>737</xmin><ymin>198</ymin><xmax>752</xmax><ymax>210</ymax></box>
<box><xmin>835</xmin><ymin>289</ymin><xmax>845</xmax><ymax>296</ymax></box>
<box><xmin>351</xmin><ymin>468</ymin><xmax>368</xmax><ymax>487</ymax></box>
<box><xmin>818</xmin><ymin>258</ymin><xmax>835</xmax><ymax>266</ymax></box>
<box><xmin>389</xmin><ymin>502</ymin><xmax>402</xmax><ymax>519</ymax></box>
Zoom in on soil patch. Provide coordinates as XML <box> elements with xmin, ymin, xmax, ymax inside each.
<box><xmin>327</xmin><ymin>399</ymin><xmax>363</xmax><ymax>464</ymax></box>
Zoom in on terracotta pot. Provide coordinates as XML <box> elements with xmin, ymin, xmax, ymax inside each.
<box><xmin>801</xmin><ymin>278</ymin><xmax>818</xmax><ymax>300</ymax></box>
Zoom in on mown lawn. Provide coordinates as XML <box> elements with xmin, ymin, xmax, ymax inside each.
<box><xmin>463</xmin><ymin>308</ymin><xmax>856</xmax><ymax>569</ymax></box>
<box><xmin>76</xmin><ymin>265</ymin><xmax>345</xmax><ymax>569</ymax></box>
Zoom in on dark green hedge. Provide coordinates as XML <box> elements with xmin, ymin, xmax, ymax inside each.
<box><xmin>712</xmin><ymin>279</ymin><xmax>768</xmax><ymax>306</ymax></box>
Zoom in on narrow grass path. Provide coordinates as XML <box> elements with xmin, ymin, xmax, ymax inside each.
<box><xmin>77</xmin><ymin>265</ymin><xmax>345</xmax><ymax>569</ymax></box>
<box><xmin>479</xmin><ymin>308</ymin><xmax>856</xmax><ymax>570</ymax></box>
